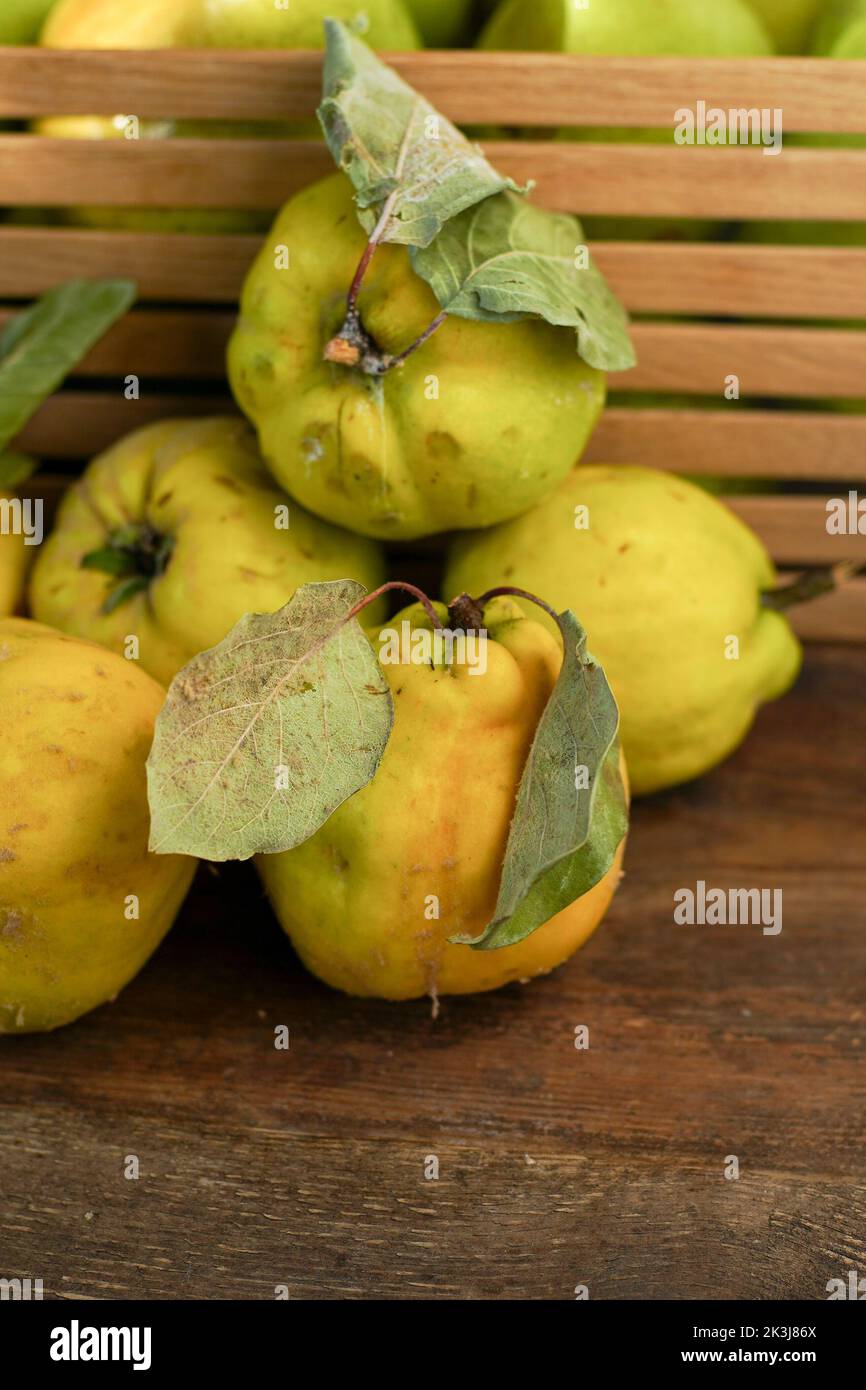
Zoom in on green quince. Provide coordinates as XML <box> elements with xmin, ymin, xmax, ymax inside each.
<box><xmin>257</xmin><ymin>598</ymin><xmax>627</xmax><ymax>999</ymax></box>
<box><xmin>0</xmin><ymin>0</ymin><xmax>56</xmax><ymax>42</ymax></box>
<box><xmin>746</xmin><ymin>0</ymin><xmax>826</xmax><ymax>51</ymax></box>
<box><xmin>29</xmin><ymin>417</ymin><xmax>386</xmax><ymax>686</ymax></box>
<box><xmin>228</xmin><ymin>172</ymin><xmax>606</xmax><ymax>540</ymax></box>
<box><xmin>404</xmin><ymin>0</ymin><xmax>472</xmax><ymax>46</ymax></box>
<box><xmin>444</xmin><ymin>466</ymin><xmax>802</xmax><ymax>796</ymax></box>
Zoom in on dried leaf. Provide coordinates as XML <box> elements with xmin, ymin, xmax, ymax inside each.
<box><xmin>147</xmin><ymin>580</ymin><xmax>394</xmax><ymax>861</ymax></box>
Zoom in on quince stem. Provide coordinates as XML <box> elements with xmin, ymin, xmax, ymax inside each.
<box><xmin>344</xmin><ymin>581</ymin><xmax>444</xmax><ymax>630</ymax></box>
<box><xmin>326</xmin><ymin>186</ymin><xmax>449</xmax><ymax>375</ymax></box>
<box><xmin>475</xmin><ymin>585</ymin><xmax>561</xmax><ymax>628</ymax></box>
<box><xmin>762</xmin><ymin>561</ymin><xmax>866</xmax><ymax>612</ymax></box>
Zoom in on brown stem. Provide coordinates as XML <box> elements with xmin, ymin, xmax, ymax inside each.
<box><xmin>384</xmin><ymin>312</ymin><xmax>448</xmax><ymax>370</ymax></box>
<box><xmin>474</xmin><ymin>585</ymin><xmax>561</xmax><ymax>627</ymax></box>
<box><xmin>762</xmin><ymin>562</ymin><xmax>865</xmax><ymax>612</ymax></box>
<box><xmin>344</xmin><ymin>581</ymin><xmax>444</xmax><ymax>630</ymax></box>
<box><xmin>346</xmin><ymin>238</ymin><xmax>379</xmax><ymax>314</ymax></box>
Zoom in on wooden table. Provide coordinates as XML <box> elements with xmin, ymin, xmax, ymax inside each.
<box><xmin>2</xmin><ymin>644</ymin><xmax>864</xmax><ymax>1301</ymax></box>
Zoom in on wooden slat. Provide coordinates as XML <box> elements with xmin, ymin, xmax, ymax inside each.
<box><xmin>1</xmin><ymin>50</ymin><xmax>865</xmax><ymax>133</ymax></box>
<box><xmin>728</xmin><ymin>496</ymin><xmax>866</xmax><ymax>564</ymax></box>
<box><xmin>624</xmin><ymin>324</ymin><xmax>866</xmax><ymax>398</ymax></box>
<box><xmin>782</xmin><ymin>574</ymin><xmax>866</xmax><ymax>643</ymax></box>
<box><xmin>16</xmin><ymin>397</ymin><xmax>866</xmax><ymax>486</ymax></box>
<box><xmin>7</xmin><ymin>310</ymin><xmax>864</xmax><ymax>399</ymax></box>
<box><xmin>15</xmin><ymin>392</ymin><xmax>226</xmax><ymax>456</ymax></box>
<box><xmin>588</xmin><ymin>408</ymin><xmax>866</xmax><ymax>481</ymax></box>
<box><xmin>596</xmin><ymin>243</ymin><xmax>866</xmax><ymax>321</ymax></box>
<box><xmin>0</xmin><ymin>226</ymin><xmax>261</xmax><ymax>303</ymax></box>
<box><xmin>1</xmin><ymin>229</ymin><xmax>865</xmax><ymax>323</ymax></box>
<box><xmin>3</xmin><ymin>136</ymin><xmax>866</xmax><ymax>221</ymax></box>
<box><xmin>0</xmin><ymin>307</ymin><xmax>235</xmax><ymax>378</ymax></box>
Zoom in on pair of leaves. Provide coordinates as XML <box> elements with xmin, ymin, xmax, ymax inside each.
<box><xmin>0</xmin><ymin>278</ymin><xmax>137</xmax><ymax>459</ymax></box>
<box><xmin>318</xmin><ymin>20</ymin><xmax>635</xmax><ymax>372</ymax></box>
<box><xmin>147</xmin><ymin>582</ymin><xmax>627</xmax><ymax>952</ymax></box>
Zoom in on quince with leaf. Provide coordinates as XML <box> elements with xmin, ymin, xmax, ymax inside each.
<box><xmin>146</xmin><ymin>583</ymin><xmax>628</xmax><ymax>1000</ymax></box>
<box><xmin>445</xmin><ymin>467</ymin><xmax>804</xmax><ymax>796</ymax></box>
<box><xmin>228</xmin><ymin>22</ymin><xmax>634</xmax><ymax>539</ymax></box>
<box><xmin>30</xmin><ymin>417</ymin><xmax>386</xmax><ymax>687</ymax></box>
<box><xmin>0</xmin><ymin>619</ymin><xmax>196</xmax><ymax>1033</ymax></box>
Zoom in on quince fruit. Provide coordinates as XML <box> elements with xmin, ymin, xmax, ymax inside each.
<box><xmin>0</xmin><ymin>618</ymin><xmax>196</xmax><ymax>1033</ymax></box>
<box><xmin>228</xmin><ymin>173</ymin><xmax>606</xmax><ymax>540</ymax></box>
<box><xmin>746</xmin><ymin>0</ymin><xmax>826</xmax><ymax>50</ymax></box>
<box><xmin>29</xmin><ymin>417</ymin><xmax>386</xmax><ymax>686</ymax></box>
<box><xmin>444</xmin><ymin>467</ymin><xmax>802</xmax><ymax>796</ymax></box>
<box><xmin>404</xmin><ymin>0</ymin><xmax>472</xmax><ymax>46</ymax></box>
<box><xmin>36</xmin><ymin>0</ymin><xmax>421</xmax><ymax>233</ymax></box>
<box><xmin>257</xmin><ymin>598</ymin><xmax>627</xmax><ymax>999</ymax></box>
<box><xmin>0</xmin><ymin>502</ymin><xmax>30</xmax><ymax>617</ymax></box>
<box><xmin>0</xmin><ymin>0</ymin><xmax>56</xmax><ymax>42</ymax></box>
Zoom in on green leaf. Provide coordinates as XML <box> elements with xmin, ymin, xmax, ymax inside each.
<box><xmin>101</xmin><ymin>575</ymin><xmax>151</xmax><ymax>615</ymax></box>
<box><xmin>0</xmin><ymin>279</ymin><xmax>137</xmax><ymax>456</ymax></box>
<box><xmin>0</xmin><ymin>450</ymin><xmax>37</xmax><ymax>489</ymax></box>
<box><xmin>147</xmin><ymin>579</ymin><xmax>394</xmax><ymax>862</ymax></box>
<box><xmin>81</xmin><ymin>546</ymin><xmax>140</xmax><ymax>578</ymax></box>
<box><xmin>317</xmin><ymin>19</ymin><xmax>520</xmax><ymax>249</ymax></box>
<box><xmin>411</xmin><ymin>192</ymin><xmax>636</xmax><ymax>372</ymax></box>
<box><xmin>455</xmin><ymin>612</ymin><xmax>628</xmax><ymax>951</ymax></box>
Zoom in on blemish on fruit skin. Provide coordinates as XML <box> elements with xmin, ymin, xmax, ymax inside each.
<box><xmin>618</xmin><ymin>543</ymin><xmax>632</xmax><ymax>554</ymax></box>
<box><xmin>2</xmin><ymin>910</ymin><xmax>23</xmax><ymax>938</ymax></box>
<box><xmin>0</xmin><ymin>847</ymin><xmax>15</xmax><ymax>863</ymax></box>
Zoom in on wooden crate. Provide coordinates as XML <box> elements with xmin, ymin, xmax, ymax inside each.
<box><xmin>1</xmin><ymin>48</ymin><xmax>864</xmax><ymax>640</ymax></box>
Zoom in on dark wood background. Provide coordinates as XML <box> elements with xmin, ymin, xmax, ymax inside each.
<box><xmin>1</xmin><ymin>644</ymin><xmax>864</xmax><ymax>1301</ymax></box>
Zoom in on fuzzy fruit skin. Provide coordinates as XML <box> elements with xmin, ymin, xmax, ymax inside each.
<box><xmin>444</xmin><ymin>468</ymin><xmax>802</xmax><ymax>797</ymax></box>
<box><xmin>0</xmin><ymin>619</ymin><xmax>196</xmax><ymax>1033</ymax></box>
<box><xmin>0</xmin><ymin>499</ymin><xmax>30</xmax><ymax>616</ymax></box>
<box><xmin>29</xmin><ymin>418</ymin><xmax>387</xmax><ymax>687</ymax></box>
<box><xmin>228</xmin><ymin>173</ymin><xmax>606</xmax><ymax>541</ymax></box>
<box><xmin>257</xmin><ymin>599</ymin><xmax>626</xmax><ymax>999</ymax></box>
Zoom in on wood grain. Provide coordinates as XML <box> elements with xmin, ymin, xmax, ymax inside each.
<box><xmin>1</xmin><ymin>646</ymin><xmax>863</xmax><ymax>1299</ymax></box>
<box><xmin>3</xmin><ymin>136</ymin><xmax>866</xmax><ymax>221</ymax></box>
<box><xmin>9</xmin><ymin>307</ymin><xmax>864</xmax><ymax>400</ymax></box>
<box><xmin>0</xmin><ymin>49</ymin><xmax>864</xmax><ymax>132</ymax></box>
<box><xmin>3</xmin><ymin>230</ymin><xmax>866</xmax><ymax>322</ymax></box>
<box><xmin>588</xmin><ymin>408</ymin><xmax>866</xmax><ymax>482</ymax></box>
